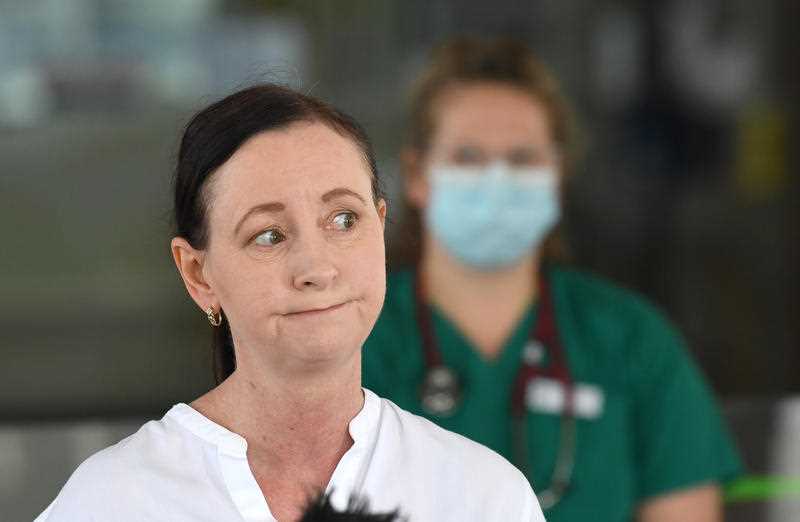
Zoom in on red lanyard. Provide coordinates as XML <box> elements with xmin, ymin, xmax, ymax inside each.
<box><xmin>510</xmin><ymin>270</ymin><xmax>573</xmax><ymax>418</ymax></box>
<box><xmin>414</xmin><ymin>268</ymin><xmax>574</xmax><ymax>418</ymax></box>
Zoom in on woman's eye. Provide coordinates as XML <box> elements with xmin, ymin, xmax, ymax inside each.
<box><xmin>507</xmin><ymin>147</ymin><xmax>557</xmax><ymax>167</ymax></box>
<box><xmin>452</xmin><ymin>146</ymin><xmax>485</xmax><ymax>166</ymax></box>
<box><xmin>507</xmin><ymin>149</ymin><xmax>538</xmax><ymax>166</ymax></box>
<box><xmin>254</xmin><ymin>229</ymin><xmax>285</xmax><ymax>246</ymax></box>
<box><xmin>331</xmin><ymin>211</ymin><xmax>357</xmax><ymax>231</ymax></box>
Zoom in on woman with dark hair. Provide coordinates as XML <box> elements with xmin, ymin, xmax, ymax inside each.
<box><xmin>362</xmin><ymin>38</ymin><xmax>742</xmax><ymax>522</ymax></box>
<box><xmin>34</xmin><ymin>84</ymin><xmax>545</xmax><ymax>522</ymax></box>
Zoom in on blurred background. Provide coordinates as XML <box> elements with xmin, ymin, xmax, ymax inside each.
<box><xmin>0</xmin><ymin>0</ymin><xmax>796</xmax><ymax>520</ymax></box>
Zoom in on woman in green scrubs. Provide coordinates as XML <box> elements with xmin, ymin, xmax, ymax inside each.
<box><xmin>362</xmin><ymin>38</ymin><xmax>741</xmax><ymax>522</ymax></box>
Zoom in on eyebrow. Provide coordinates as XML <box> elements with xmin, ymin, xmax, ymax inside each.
<box><xmin>321</xmin><ymin>187</ymin><xmax>368</xmax><ymax>205</ymax></box>
<box><xmin>233</xmin><ymin>201</ymin><xmax>285</xmax><ymax>236</ymax></box>
<box><xmin>233</xmin><ymin>187</ymin><xmax>368</xmax><ymax>236</ymax></box>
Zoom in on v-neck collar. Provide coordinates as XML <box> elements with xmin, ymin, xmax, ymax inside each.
<box><xmin>406</xmin><ymin>269</ymin><xmax>540</xmax><ymax>371</ymax></box>
<box><xmin>165</xmin><ymin>389</ymin><xmax>382</xmax><ymax>522</ymax></box>
<box><xmin>429</xmin><ymin>299</ymin><xmax>538</xmax><ymax>371</ymax></box>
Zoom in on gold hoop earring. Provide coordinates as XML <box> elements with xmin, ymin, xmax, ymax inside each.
<box><xmin>206</xmin><ymin>307</ymin><xmax>222</xmax><ymax>327</ymax></box>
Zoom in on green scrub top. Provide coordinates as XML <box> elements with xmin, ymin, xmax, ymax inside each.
<box><xmin>362</xmin><ymin>267</ymin><xmax>742</xmax><ymax>522</ymax></box>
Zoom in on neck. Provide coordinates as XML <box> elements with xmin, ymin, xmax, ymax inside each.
<box><xmin>192</xmin><ymin>351</ymin><xmax>363</xmax><ymax>480</ymax></box>
<box><xmin>199</xmin><ymin>355</ymin><xmax>362</xmax><ymax>448</ymax></box>
<box><xmin>420</xmin><ymin>235</ymin><xmax>539</xmax><ymax>357</ymax></box>
<box><xmin>421</xmin><ymin>234</ymin><xmax>540</xmax><ymax>307</ymax></box>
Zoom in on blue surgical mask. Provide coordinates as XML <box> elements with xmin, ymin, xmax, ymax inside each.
<box><xmin>426</xmin><ymin>161</ymin><xmax>560</xmax><ymax>270</ymax></box>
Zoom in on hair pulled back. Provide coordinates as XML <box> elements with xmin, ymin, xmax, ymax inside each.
<box><xmin>394</xmin><ymin>37</ymin><xmax>579</xmax><ymax>266</ymax></box>
<box><xmin>408</xmin><ymin>37</ymin><xmax>576</xmax><ymax>162</ymax></box>
<box><xmin>173</xmin><ymin>83</ymin><xmax>383</xmax><ymax>385</ymax></box>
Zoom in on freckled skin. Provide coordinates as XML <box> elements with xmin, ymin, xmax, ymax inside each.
<box><xmin>202</xmin><ymin>121</ymin><xmax>387</xmax><ymax>377</ymax></box>
<box><xmin>169</xmin><ymin>119</ymin><xmax>388</xmax><ymax>522</ymax></box>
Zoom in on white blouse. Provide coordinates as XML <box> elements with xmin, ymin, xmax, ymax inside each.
<box><xmin>35</xmin><ymin>389</ymin><xmax>544</xmax><ymax>521</ymax></box>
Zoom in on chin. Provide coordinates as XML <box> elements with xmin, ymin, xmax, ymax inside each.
<box><xmin>287</xmin><ymin>331</ymin><xmax>365</xmax><ymax>365</ymax></box>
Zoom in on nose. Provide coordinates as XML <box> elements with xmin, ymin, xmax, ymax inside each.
<box><xmin>289</xmin><ymin>235</ymin><xmax>339</xmax><ymax>292</ymax></box>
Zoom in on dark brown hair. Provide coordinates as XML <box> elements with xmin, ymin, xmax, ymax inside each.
<box><xmin>393</xmin><ymin>37</ymin><xmax>579</xmax><ymax>266</ymax></box>
<box><xmin>173</xmin><ymin>83</ymin><xmax>383</xmax><ymax>385</ymax></box>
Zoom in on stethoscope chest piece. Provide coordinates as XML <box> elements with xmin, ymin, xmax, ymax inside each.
<box><xmin>415</xmin><ymin>267</ymin><xmax>577</xmax><ymax>510</ymax></box>
<box><xmin>419</xmin><ymin>365</ymin><xmax>461</xmax><ymax>417</ymax></box>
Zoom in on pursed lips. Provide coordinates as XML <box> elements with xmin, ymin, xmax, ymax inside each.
<box><xmin>282</xmin><ymin>300</ymin><xmax>353</xmax><ymax>317</ymax></box>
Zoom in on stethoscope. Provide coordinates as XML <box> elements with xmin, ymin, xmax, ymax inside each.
<box><xmin>415</xmin><ymin>267</ymin><xmax>577</xmax><ymax>510</ymax></box>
